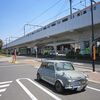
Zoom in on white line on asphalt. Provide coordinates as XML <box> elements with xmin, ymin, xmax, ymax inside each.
<box><xmin>0</xmin><ymin>88</ymin><xmax>7</xmax><ymax>93</ymax></box>
<box><xmin>16</xmin><ymin>79</ymin><xmax>38</xmax><ymax>100</ymax></box>
<box><xmin>0</xmin><ymin>81</ymin><xmax>12</xmax><ymax>85</ymax></box>
<box><xmin>0</xmin><ymin>84</ymin><xmax>10</xmax><ymax>88</ymax></box>
<box><xmin>87</xmin><ymin>86</ymin><xmax>100</xmax><ymax>92</ymax></box>
<box><xmin>73</xmin><ymin>63</ymin><xmax>84</xmax><ymax>66</ymax></box>
<box><xmin>17</xmin><ymin>78</ymin><xmax>61</xmax><ymax>100</ymax></box>
<box><xmin>0</xmin><ymin>94</ymin><xmax>1</xmax><ymax>96</ymax></box>
<box><xmin>88</xmin><ymin>79</ymin><xmax>100</xmax><ymax>84</ymax></box>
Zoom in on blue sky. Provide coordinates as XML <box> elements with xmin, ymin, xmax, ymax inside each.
<box><xmin>0</xmin><ymin>0</ymin><xmax>100</xmax><ymax>44</ymax></box>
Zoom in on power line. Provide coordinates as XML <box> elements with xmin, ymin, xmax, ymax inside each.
<box><xmin>14</xmin><ymin>0</ymin><xmax>95</xmax><ymax>36</ymax></box>
<box><xmin>38</xmin><ymin>0</ymin><xmax>88</xmax><ymax>26</ymax></box>
<box><xmin>28</xmin><ymin>0</ymin><xmax>62</xmax><ymax>24</ymax></box>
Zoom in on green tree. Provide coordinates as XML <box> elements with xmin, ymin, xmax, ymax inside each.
<box><xmin>0</xmin><ymin>39</ymin><xmax>3</xmax><ymax>50</ymax></box>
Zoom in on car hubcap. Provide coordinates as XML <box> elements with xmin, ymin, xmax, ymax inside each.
<box><xmin>37</xmin><ymin>74</ymin><xmax>40</xmax><ymax>80</ymax></box>
<box><xmin>56</xmin><ymin>82</ymin><xmax>62</xmax><ymax>92</ymax></box>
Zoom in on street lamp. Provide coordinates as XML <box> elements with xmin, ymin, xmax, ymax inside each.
<box><xmin>24</xmin><ymin>24</ymin><xmax>43</xmax><ymax>36</ymax></box>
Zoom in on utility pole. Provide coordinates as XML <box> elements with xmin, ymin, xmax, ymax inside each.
<box><xmin>24</xmin><ymin>25</ymin><xmax>26</xmax><ymax>36</ymax></box>
<box><xmin>90</xmin><ymin>0</ymin><xmax>95</xmax><ymax>72</ymax></box>
<box><xmin>69</xmin><ymin>0</ymin><xmax>72</xmax><ymax>19</ymax></box>
<box><xmin>5</xmin><ymin>38</ymin><xmax>8</xmax><ymax>56</ymax></box>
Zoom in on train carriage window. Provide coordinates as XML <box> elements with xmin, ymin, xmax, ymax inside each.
<box><xmin>51</xmin><ymin>23</ymin><xmax>56</xmax><ymax>27</ymax></box>
<box><xmin>43</xmin><ymin>27</ymin><xmax>46</xmax><ymax>30</ymax></box>
<box><xmin>83</xmin><ymin>10</ymin><xmax>87</xmax><ymax>14</ymax></box>
<box><xmin>62</xmin><ymin>18</ymin><xmax>68</xmax><ymax>22</ymax></box>
<box><xmin>77</xmin><ymin>13</ymin><xmax>80</xmax><ymax>16</ymax></box>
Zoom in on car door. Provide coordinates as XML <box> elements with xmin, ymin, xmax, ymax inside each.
<box><xmin>38</xmin><ymin>62</ymin><xmax>47</xmax><ymax>79</ymax></box>
<box><xmin>47</xmin><ymin>62</ymin><xmax>56</xmax><ymax>84</ymax></box>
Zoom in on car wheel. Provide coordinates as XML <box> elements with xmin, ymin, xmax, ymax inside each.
<box><xmin>55</xmin><ymin>81</ymin><xmax>64</xmax><ymax>93</ymax></box>
<box><xmin>37</xmin><ymin>73</ymin><xmax>41</xmax><ymax>81</ymax></box>
<box><xmin>81</xmin><ymin>86</ymin><xmax>86</xmax><ymax>91</ymax></box>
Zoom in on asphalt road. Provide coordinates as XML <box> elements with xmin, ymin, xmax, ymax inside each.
<box><xmin>0</xmin><ymin>61</ymin><xmax>100</xmax><ymax>100</ymax></box>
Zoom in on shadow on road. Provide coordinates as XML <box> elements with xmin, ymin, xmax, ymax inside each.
<box><xmin>34</xmin><ymin>79</ymin><xmax>86</xmax><ymax>95</ymax></box>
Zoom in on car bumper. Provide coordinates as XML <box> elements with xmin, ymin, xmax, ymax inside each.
<box><xmin>65</xmin><ymin>84</ymin><xmax>87</xmax><ymax>91</ymax></box>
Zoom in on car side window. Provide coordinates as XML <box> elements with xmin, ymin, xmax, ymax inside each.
<box><xmin>47</xmin><ymin>62</ymin><xmax>55</xmax><ymax>71</ymax></box>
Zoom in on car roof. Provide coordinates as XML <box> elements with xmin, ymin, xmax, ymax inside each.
<box><xmin>41</xmin><ymin>59</ymin><xmax>71</xmax><ymax>63</ymax></box>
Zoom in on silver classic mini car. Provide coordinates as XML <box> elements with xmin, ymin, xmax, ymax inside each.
<box><xmin>37</xmin><ymin>60</ymin><xmax>88</xmax><ymax>93</ymax></box>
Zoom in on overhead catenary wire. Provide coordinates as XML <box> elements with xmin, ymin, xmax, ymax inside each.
<box><xmin>25</xmin><ymin>0</ymin><xmax>91</xmax><ymax>33</ymax></box>
<box><xmin>13</xmin><ymin>0</ymin><xmax>96</xmax><ymax>36</ymax></box>
<box><xmin>38</xmin><ymin>0</ymin><xmax>89</xmax><ymax>26</ymax></box>
<box><xmin>27</xmin><ymin>0</ymin><xmax>62</xmax><ymax>24</ymax></box>
<box><xmin>10</xmin><ymin>0</ymin><xmax>63</xmax><ymax>37</ymax></box>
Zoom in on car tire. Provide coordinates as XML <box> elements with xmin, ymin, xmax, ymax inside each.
<box><xmin>55</xmin><ymin>81</ymin><xmax>64</xmax><ymax>93</ymax></box>
<box><xmin>81</xmin><ymin>86</ymin><xmax>86</xmax><ymax>91</ymax></box>
<box><xmin>37</xmin><ymin>73</ymin><xmax>41</xmax><ymax>81</ymax></box>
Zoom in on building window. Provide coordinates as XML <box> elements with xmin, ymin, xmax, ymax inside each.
<box><xmin>62</xmin><ymin>18</ymin><xmax>68</xmax><ymax>22</ymax></box>
<box><xmin>51</xmin><ymin>23</ymin><xmax>56</xmax><ymax>27</ymax></box>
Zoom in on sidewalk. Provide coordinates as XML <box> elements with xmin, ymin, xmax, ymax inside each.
<box><xmin>25</xmin><ymin>58</ymin><xmax>100</xmax><ymax>84</ymax></box>
<box><xmin>75</xmin><ymin>66</ymin><xmax>100</xmax><ymax>84</ymax></box>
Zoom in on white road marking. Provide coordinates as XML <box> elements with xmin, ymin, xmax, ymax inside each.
<box><xmin>16</xmin><ymin>79</ymin><xmax>38</xmax><ymax>100</ymax></box>
<box><xmin>0</xmin><ymin>88</ymin><xmax>7</xmax><ymax>93</ymax></box>
<box><xmin>88</xmin><ymin>79</ymin><xmax>100</xmax><ymax>84</ymax></box>
<box><xmin>73</xmin><ymin>63</ymin><xmax>84</xmax><ymax>66</ymax></box>
<box><xmin>0</xmin><ymin>80</ymin><xmax>13</xmax><ymax>97</ymax></box>
<box><xmin>87</xmin><ymin>86</ymin><xmax>100</xmax><ymax>92</ymax></box>
<box><xmin>0</xmin><ymin>84</ymin><xmax>10</xmax><ymax>88</ymax></box>
<box><xmin>17</xmin><ymin>78</ymin><xmax>61</xmax><ymax>100</ymax></box>
<box><xmin>0</xmin><ymin>81</ymin><xmax>12</xmax><ymax>85</ymax></box>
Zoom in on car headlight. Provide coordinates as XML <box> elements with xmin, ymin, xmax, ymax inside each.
<box><xmin>68</xmin><ymin>79</ymin><xmax>75</xmax><ymax>82</ymax></box>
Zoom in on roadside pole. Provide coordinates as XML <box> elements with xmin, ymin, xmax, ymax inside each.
<box><xmin>34</xmin><ymin>46</ymin><xmax>38</xmax><ymax>58</ymax></box>
<box><xmin>90</xmin><ymin>0</ymin><xmax>95</xmax><ymax>72</ymax></box>
<box><xmin>12</xmin><ymin>49</ymin><xmax>17</xmax><ymax>63</ymax></box>
<box><xmin>69</xmin><ymin>0</ymin><xmax>72</xmax><ymax>19</ymax></box>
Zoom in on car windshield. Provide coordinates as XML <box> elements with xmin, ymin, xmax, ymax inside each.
<box><xmin>55</xmin><ymin>62</ymin><xmax>74</xmax><ymax>71</ymax></box>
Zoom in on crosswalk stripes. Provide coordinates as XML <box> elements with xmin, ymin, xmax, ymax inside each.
<box><xmin>0</xmin><ymin>81</ymin><xmax>12</xmax><ymax>85</ymax></box>
<box><xmin>0</xmin><ymin>88</ymin><xmax>7</xmax><ymax>93</ymax></box>
<box><xmin>0</xmin><ymin>81</ymin><xmax>13</xmax><ymax>97</ymax></box>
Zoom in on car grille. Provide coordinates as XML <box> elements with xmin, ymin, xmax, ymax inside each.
<box><xmin>72</xmin><ymin>79</ymin><xmax>87</xmax><ymax>86</ymax></box>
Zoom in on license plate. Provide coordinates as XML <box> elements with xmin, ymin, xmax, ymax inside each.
<box><xmin>77</xmin><ymin>86</ymin><xmax>83</xmax><ymax>91</ymax></box>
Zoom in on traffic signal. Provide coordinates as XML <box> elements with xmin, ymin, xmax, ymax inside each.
<box><xmin>93</xmin><ymin>45</ymin><xmax>96</xmax><ymax>60</ymax></box>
